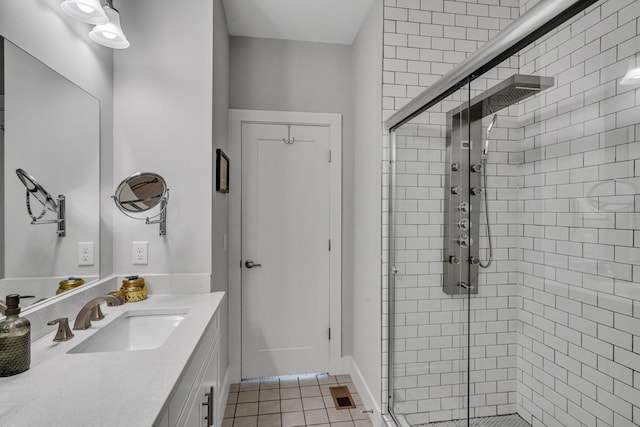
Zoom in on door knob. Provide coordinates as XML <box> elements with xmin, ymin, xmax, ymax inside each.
<box><xmin>245</xmin><ymin>260</ymin><xmax>262</xmax><ymax>269</ymax></box>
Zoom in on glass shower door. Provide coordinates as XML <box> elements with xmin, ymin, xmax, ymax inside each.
<box><xmin>388</xmin><ymin>80</ymin><xmax>473</xmax><ymax>426</ymax></box>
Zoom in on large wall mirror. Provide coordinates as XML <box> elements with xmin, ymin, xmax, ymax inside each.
<box><xmin>0</xmin><ymin>36</ymin><xmax>100</xmax><ymax>311</ymax></box>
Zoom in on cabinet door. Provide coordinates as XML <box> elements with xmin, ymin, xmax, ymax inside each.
<box><xmin>202</xmin><ymin>340</ymin><xmax>220</xmax><ymax>427</ymax></box>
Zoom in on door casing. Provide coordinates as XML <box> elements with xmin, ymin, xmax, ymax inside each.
<box><xmin>228</xmin><ymin>109</ymin><xmax>342</xmax><ymax>382</ymax></box>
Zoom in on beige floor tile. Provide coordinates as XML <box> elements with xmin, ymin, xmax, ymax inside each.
<box><xmin>280</xmin><ymin>387</ymin><xmax>301</xmax><ymax>399</ymax></box>
<box><xmin>238</xmin><ymin>391</ymin><xmax>260</xmax><ymax>403</ymax></box>
<box><xmin>302</xmin><ymin>396</ymin><xmax>325</xmax><ymax>410</ymax></box>
<box><xmin>281</xmin><ymin>398</ymin><xmax>303</xmax><ymax>413</ymax></box>
<box><xmin>227</xmin><ymin>392</ymin><xmax>239</xmax><ymax>404</ymax></box>
<box><xmin>323</xmin><ymin>396</ymin><xmax>335</xmax><ymax>408</ymax></box>
<box><xmin>223</xmin><ymin>419</ymin><xmax>234</xmax><ymax>427</ymax></box>
<box><xmin>280</xmin><ymin>377</ymin><xmax>300</xmax><ymax>388</ymax></box>
<box><xmin>258</xmin><ymin>413</ymin><xmax>282</xmax><ymax>427</ymax></box>
<box><xmin>320</xmin><ymin>384</ymin><xmax>335</xmax><ymax>396</ymax></box>
<box><xmin>230</xmin><ymin>384</ymin><xmax>240</xmax><ymax>393</ymax></box>
<box><xmin>331</xmin><ymin>422</ymin><xmax>355</xmax><ymax>427</ymax></box>
<box><xmin>327</xmin><ymin>408</ymin><xmax>352</xmax><ymax>423</ymax></box>
<box><xmin>299</xmin><ymin>376</ymin><xmax>319</xmax><ymax>387</ymax></box>
<box><xmin>305</xmin><ymin>409</ymin><xmax>329</xmax><ymax>425</ymax></box>
<box><xmin>317</xmin><ymin>375</ymin><xmax>338</xmax><ymax>385</ymax></box>
<box><xmin>349</xmin><ymin>409</ymin><xmax>368</xmax><ymax>420</ymax></box>
<box><xmin>282</xmin><ymin>411</ymin><xmax>305</xmax><ymax>427</ymax></box>
<box><xmin>236</xmin><ymin>402</ymin><xmax>259</xmax><ymax>417</ymax></box>
<box><xmin>258</xmin><ymin>400</ymin><xmax>281</xmax><ymax>415</ymax></box>
<box><xmin>336</xmin><ymin>375</ymin><xmax>352</xmax><ymax>383</ymax></box>
<box><xmin>260</xmin><ymin>379</ymin><xmax>280</xmax><ymax>390</ymax></box>
<box><xmin>351</xmin><ymin>394</ymin><xmax>363</xmax><ymax>406</ymax></box>
<box><xmin>260</xmin><ymin>388</ymin><xmax>281</xmax><ymax>401</ymax></box>
<box><xmin>353</xmin><ymin>420</ymin><xmax>372</xmax><ymax>427</ymax></box>
<box><xmin>240</xmin><ymin>381</ymin><xmax>261</xmax><ymax>391</ymax></box>
<box><xmin>225</xmin><ymin>404</ymin><xmax>237</xmax><ymax>419</ymax></box>
<box><xmin>234</xmin><ymin>416</ymin><xmax>258</xmax><ymax>427</ymax></box>
<box><xmin>301</xmin><ymin>385</ymin><xmax>322</xmax><ymax>397</ymax></box>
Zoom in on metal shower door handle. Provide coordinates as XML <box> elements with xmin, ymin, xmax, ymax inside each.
<box><xmin>245</xmin><ymin>260</ymin><xmax>262</xmax><ymax>269</ymax></box>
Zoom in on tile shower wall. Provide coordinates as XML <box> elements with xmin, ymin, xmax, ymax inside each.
<box><xmin>383</xmin><ymin>0</ymin><xmax>523</xmax><ymax>424</ymax></box>
<box><xmin>515</xmin><ymin>0</ymin><xmax>640</xmax><ymax>425</ymax></box>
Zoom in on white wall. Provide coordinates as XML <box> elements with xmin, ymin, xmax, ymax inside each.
<box><xmin>229</xmin><ymin>36</ymin><xmax>356</xmax><ymax>355</ymax></box>
<box><xmin>114</xmin><ymin>0</ymin><xmax>213</xmax><ymax>283</ymax></box>
<box><xmin>351</xmin><ymin>0</ymin><xmax>384</xmax><ymax>411</ymax></box>
<box><xmin>0</xmin><ymin>0</ymin><xmax>114</xmax><ymax>278</ymax></box>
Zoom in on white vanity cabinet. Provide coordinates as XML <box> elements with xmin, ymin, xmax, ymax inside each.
<box><xmin>156</xmin><ymin>309</ymin><xmax>221</xmax><ymax>427</ymax></box>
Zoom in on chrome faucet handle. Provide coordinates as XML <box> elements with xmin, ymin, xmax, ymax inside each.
<box><xmin>73</xmin><ymin>295</ymin><xmax>124</xmax><ymax>330</ymax></box>
<box><xmin>47</xmin><ymin>318</ymin><xmax>74</xmax><ymax>342</ymax></box>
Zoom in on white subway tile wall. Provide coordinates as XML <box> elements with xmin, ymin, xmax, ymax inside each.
<box><xmin>383</xmin><ymin>0</ymin><xmax>640</xmax><ymax>425</ymax></box>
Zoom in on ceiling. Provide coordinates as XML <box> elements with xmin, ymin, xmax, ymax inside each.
<box><xmin>222</xmin><ymin>0</ymin><xmax>377</xmax><ymax>45</ymax></box>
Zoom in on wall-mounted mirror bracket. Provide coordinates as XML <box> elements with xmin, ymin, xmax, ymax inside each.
<box><xmin>112</xmin><ymin>172</ymin><xmax>169</xmax><ymax>236</ymax></box>
<box><xmin>16</xmin><ymin>169</ymin><xmax>66</xmax><ymax>237</ymax></box>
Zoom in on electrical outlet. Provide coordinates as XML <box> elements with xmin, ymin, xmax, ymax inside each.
<box><xmin>132</xmin><ymin>241</ymin><xmax>148</xmax><ymax>265</ymax></box>
<box><xmin>78</xmin><ymin>242</ymin><xmax>94</xmax><ymax>266</ymax></box>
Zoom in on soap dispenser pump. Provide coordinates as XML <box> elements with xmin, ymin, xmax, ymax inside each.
<box><xmin>0</xmin><ymin>294</ymin><xmax>31</xmax><ymax>377</ymax></box>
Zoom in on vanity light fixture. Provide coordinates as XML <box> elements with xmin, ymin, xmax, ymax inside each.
<box><xmin>60</xmin><ymin>0</ymin><xmax>108</xmax><ymax>25</ymax></box>
<box><xmin>88</xmin><ymin>0</ymin><xmax>130</xmax><ymax>49</ymax></box>
<box><xmin>621</xmin><ymin>52</ymin><xmax>640</xmax><ymax>86</ymax></box>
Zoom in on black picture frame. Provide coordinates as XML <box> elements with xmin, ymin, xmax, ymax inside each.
<box><xmin>216</xmin><ymin>149</ymin><xmax>229</xmax><ymax>193</ymax></box>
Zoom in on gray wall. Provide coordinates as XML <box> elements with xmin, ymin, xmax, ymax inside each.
<box><xmin>230</xmin><ymin>36</ymin><xmax>355</xmax><ymax>356</ymax></box>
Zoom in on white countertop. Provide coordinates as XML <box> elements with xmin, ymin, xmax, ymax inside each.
<box><xmin>0</xmin><ymin>292</ymin><xmax>224</xmax><ymax>427</ymax></box>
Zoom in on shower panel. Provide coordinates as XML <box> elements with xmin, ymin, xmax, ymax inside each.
<box><xmin>442</xmin><ymin>74</ymin><xmax>554</xmax><ymax>295</ymax></box>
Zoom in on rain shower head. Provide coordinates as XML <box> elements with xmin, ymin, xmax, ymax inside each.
<box><xmin>479</xmin><ymin>74</ymin><xmax>554</xmax><ymax>117</ymax></box>
<box><xmin>448</xmin><ymin>74</ymin><xmax>555</xmax><ymax>121</ymax></box>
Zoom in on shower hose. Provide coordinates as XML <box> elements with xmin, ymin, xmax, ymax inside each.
<box><xmin>479</xmin><ymin>157</ymin><xmax>493</xmax><ymax>268</ymax></box>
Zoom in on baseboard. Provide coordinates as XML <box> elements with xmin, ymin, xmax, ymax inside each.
<box><xmin>343</xmin><ymin>356</ymin><xmax>383</xmax><ymax>427</ymax></box>
<box><xmin>217</xmin><ymin>366</ymin><xmax>231</xmax><ymax>427</ymax></box>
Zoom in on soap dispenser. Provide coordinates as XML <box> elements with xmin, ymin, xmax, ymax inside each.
<box><xmin>0</xmin><ymin>294</ymin><xmax>31</xmax><ymax>377</ymax></box>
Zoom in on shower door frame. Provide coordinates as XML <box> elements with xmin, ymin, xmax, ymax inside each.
<box><xmin>385</xmin><ymin>0</ymin><xmax>600</xmax><ymax>424</ymax></box>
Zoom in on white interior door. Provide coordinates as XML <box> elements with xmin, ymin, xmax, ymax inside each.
<box><xmin>241</xmin><ymin>122</ymin><xmax>331</xmax><ymax>379</ymax></box>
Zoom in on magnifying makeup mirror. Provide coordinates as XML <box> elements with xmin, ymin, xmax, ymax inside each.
<box><xmin>112</xmin><ymin>172</ymin><xmax>169</xmax><ymax>236</ymax></box>
<box><xmin>15</xmin><ymin>168</ymin><xmax>66</xmax><ymax>237</ymax></box>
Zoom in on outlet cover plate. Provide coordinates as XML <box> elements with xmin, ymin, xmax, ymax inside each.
<box><xmin>78</xmin><ymin>242</ymin><xmax>95</xmax><ymax>266</ymax></box>
<box><xmin>132</xmin><ymin>241</ymin><xmax>148</xmax><ymax>265</ymax></box>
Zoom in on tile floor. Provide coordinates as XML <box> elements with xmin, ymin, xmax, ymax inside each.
<box><xmin>223</xmin><ymin>374</ymin><xmax>374</xmax><ymax>427</ymax></box>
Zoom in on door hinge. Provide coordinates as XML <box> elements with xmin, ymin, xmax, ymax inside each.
<box><xmin>329</xmin><ymin>328</ymin><xmax>331</xmax><ymax>340</ymax></box>
<box><xmin>329</xmin><ymin>150</ymin><xmax>332</xmax><ymax>163</ymax></box>
<box><xmin>329</xmin><ymin>239</ymin><xmax>331</xmax><ymax>251</ymax></box>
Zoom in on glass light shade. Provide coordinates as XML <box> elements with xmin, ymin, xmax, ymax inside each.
<box><xmin>88</xmin><ymin>6</ymin><xmax>130</xmax><ymax>49</ymax></box>
<box><xmin>61</xmin><ymin>0</ymin><xmax>108</xmax><ymax>25</ymax></box>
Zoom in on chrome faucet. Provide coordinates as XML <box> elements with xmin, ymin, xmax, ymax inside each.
<box><xmin>73</xmin><ymin>295</ymin><xmax>123</xmax><ymax>330</ymax></box>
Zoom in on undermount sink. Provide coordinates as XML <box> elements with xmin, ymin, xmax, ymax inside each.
<box><xmin>68</xmin><ymin>309</ymin><xmax>187</xmax><ymax>354</ymax></box>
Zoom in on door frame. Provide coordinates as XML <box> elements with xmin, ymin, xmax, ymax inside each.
<box><xmin>228</xmin><ymin>109</ymin><xmax>342</xmax><ymax>381</ymax></box>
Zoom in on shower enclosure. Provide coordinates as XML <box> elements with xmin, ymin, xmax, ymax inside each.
<box><xmin>386</xmin><ymin>0</ymin><xmax>640</xmax><ymax>426</ymax></box>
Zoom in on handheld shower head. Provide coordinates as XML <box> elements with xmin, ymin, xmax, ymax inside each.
<box><xmin>483</xmin><ymin>114</ymin><xmax>498</xmax><ymax>156</ymax></box>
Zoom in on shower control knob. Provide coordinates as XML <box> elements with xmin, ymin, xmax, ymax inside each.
<box><xmin>451</xmin><ymin>162</ymin><xmax>461</xmax><ymax>172</ymax></box>
<box><xmin>471</xmin><ymin>187</ymin><xmax>482</xmax><ymax>196</ymax></box>
<box><xmin>449</xmin><ymin>256</ymin><xmax>461</xmax><ymax>265</ymax></box>
<box><xmin>451</xmin><ymin>186</ymin><xmax>460</xmax><ymax>195</ymax></box>
<box><xmin>458</xmin><ymin>218</ymin><xmax>470</xmax><ymax>231</ymax></box>
<box><xmin>458</xmin><ymin>202</ymin><xmax>471</xmax><ymax>214</ymax></box>
<box><xmin>471</xmin><ymin>163</ymin><xmax>482</xmax><ymax>173</ymax></box>
<box><xmin>469</xmin><ymin>257</ymin><xmax>480</xmax><ymax>265</ymax></box>
<box><xmin>457</xmin><ymin>234</ymin><xmax>470</xmax><ymax>248</ymax></box>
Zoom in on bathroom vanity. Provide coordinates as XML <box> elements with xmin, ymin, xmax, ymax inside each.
<box><xmin>0</xmin><ymin>292</ymin><xmax>226</xmax><ymax>427</ymax></box>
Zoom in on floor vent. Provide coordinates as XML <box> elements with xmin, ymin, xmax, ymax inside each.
<box><xmin>329</xmin><ymin>386</ymin><xmax>356</xmax><ymax>410</ymax></box>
